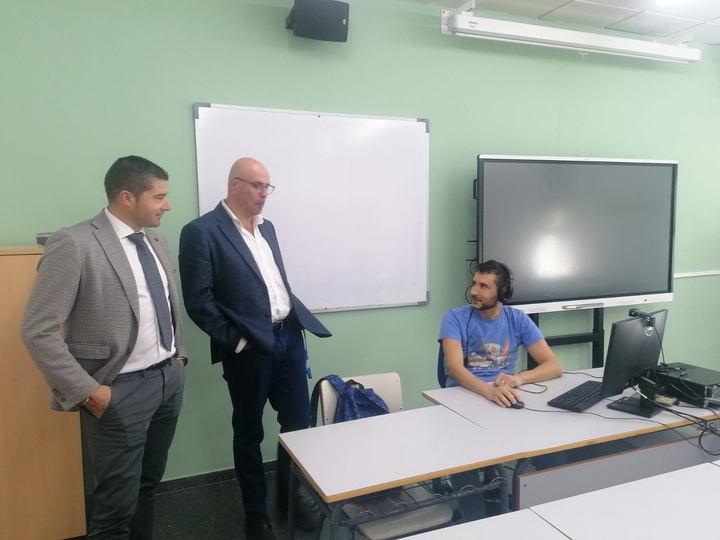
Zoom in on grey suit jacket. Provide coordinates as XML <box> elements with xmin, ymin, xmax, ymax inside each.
<box><xmin>21</xmin><ymin>210</ymin><xmax>186</xmax><ymax>411</ymax></box>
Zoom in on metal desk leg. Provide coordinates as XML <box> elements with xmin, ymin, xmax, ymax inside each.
<box><xmin>288</xmin><ymin>462</ymin><xmax>298</xmax><ymax>540</ymax></box>
<box><xmin>498</xmin><ymin>476</ymin><xmax>509</xmax><ymax>514</ymax></box>
<box><xmin>512</xmin><ymin>458</ymin><xmax>532</xmax><ymax>510</ymax></box>
<box><xmin>314</xmin><ymin>515</ymin><xmax>325</xmax><ymax>540</ymax></box>
<box><xmin>513</xmin><ymin>458</ymin><xmax>532</xmax><ymax>486</ymax></box>
<box><xmin>329</xmin><ymin>502</ymin><xmax>344</xmax><ymax>540</ymax></box>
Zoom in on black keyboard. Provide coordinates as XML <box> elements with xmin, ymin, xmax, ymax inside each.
<box><xmin>547</xmin><ymin>380</ymin><xmax>603</xmax><ymax>412</ymax></box>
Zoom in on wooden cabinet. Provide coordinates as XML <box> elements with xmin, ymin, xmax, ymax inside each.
<box><xmin>0</xmin><ymin>247</ymin><xmax>86</xmax><ymax>540</ymax></box>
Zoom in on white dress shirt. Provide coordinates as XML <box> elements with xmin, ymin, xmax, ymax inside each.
<box><xmin>104</xmin><ymin>208</ymin><xmax>175</xmax><ymax>372</ymax></box>
<box><xmin>221</xmin><ymin>200</ymin><xmax>291</xmax><ymax>353</ymax></box>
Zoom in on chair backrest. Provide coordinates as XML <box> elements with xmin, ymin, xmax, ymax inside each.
<box><xmin>437</xmin><ymin>344</ymin><xmax>447</xmax><ymax>388</ymax></box>
<box><xmin>319</xmin><ymin>372</ymin><xmax>403</xmax><ymax>425</ymax></box>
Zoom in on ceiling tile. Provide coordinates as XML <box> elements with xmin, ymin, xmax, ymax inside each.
<box><xmin>608</xmin><ymin>10</ymin><xmax>702</xmax><ymax>35</ymax></box>
<box><xmin>666</xmin><ymin>20</ymin><xmax>720</xmax><ymax>44</ymax></box>
<box><xmin>473</xmin><ymin>0</ymin><xmax>569</xmax><ymax>19</ymax></box>
<box><xmin>582</xmin><ymin>0</ymin><xmax>656</xmax><ymax>9</ymax></box>
<box><xmin>541</xmin><ymin>1</ymin><xmax>640</xmax><ymax>28</ymax></box>
<box><xmin>648</xmin><ymin>0</ymin><xmax>720</xmax><ymax>21</ymax></box>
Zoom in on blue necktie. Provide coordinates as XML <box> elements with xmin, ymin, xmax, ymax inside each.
<box><xmin>128</xmin><ymin>232</ymin><xmax>173</xmax><ymax>351</ymax></box>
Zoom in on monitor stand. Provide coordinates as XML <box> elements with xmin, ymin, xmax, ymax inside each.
<box><xmin>606</xmin><ymin>376</ymin><xmax>663</xmax><ymax>418</ymax></box>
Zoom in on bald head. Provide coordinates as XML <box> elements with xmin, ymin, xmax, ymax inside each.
<box><xmin>228</xmin><ymin>158</ymin><xmax>268</xmax><ymax>188</ymax></box>
<box><xmin>225</xmin><ymin>157</ymin><xmax>272</xmax><ymax>227</ymax></box>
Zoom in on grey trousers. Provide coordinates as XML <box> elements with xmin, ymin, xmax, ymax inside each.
<box><xmin>81</xmin><ymin>358</ymin><xmax>184</xmax><ymax>540</ymax></box>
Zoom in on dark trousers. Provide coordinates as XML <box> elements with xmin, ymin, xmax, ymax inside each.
<box><xmin>222</xmin><ymin>316</ymin><xmax>309</xmax><ymax>520</ymax></box>
<box><xmin>451</xmin><ymin>469</ymin><xmax>489</xmax><ymax>522</ymax></box>
<box><xmin>82</xmin><ymin>358</ymin><xmax>185</xmax><ymax>540</ymax></box>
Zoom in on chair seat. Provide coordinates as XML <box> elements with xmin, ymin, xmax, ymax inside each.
<box><xmin>342</xmin><ymin>485</ymin><xmax>453</xmax><ymax>540</ymax></box>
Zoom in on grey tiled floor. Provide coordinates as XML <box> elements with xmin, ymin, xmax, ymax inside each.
<box><xmin>154</xmin><ymin>471</ymin><xmax>328</xmax><ymax>540</ymax></box>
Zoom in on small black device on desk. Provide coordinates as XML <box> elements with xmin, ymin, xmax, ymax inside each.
<box><xmin>655</xmin><ymin>362</ymin><xmax>720</xmax><ymax>408</ymax></box>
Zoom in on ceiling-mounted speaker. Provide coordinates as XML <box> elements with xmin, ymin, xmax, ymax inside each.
<box><xmin>286</xmin><ymin>0</ymin><xmax>349</xmax><ymax>43</ymax></box>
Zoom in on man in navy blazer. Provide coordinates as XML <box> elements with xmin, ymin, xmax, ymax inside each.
<box><xmin>179</xmin><ymin>157</ymin><xmax>331</xmax><ymax>540</ymax></box>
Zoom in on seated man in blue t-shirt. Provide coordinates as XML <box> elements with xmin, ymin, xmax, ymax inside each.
<box><xmin>439</xmin><ymin>260</ymin><xmax>562</xmax><ymax>521</ymax></box>
<box><xmin>439</xmin><ymin>260</ymin><xmax>562</xmax><ymax>407</ymax></box>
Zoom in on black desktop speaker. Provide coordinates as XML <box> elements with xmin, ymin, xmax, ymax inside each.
<box><xmin>286</xmin><ymin>0</ymin><xmax>349</xmax><ymax>43</ymax></box>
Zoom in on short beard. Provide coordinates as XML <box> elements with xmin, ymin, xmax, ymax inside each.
<box><xmin>474</xmin><ymin>298</ymin><xmax>498</xmax><ymax>312</ymax></box>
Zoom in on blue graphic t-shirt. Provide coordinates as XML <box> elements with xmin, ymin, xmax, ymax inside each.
<box><xmin>439</xmin><ymin>305</ymin><xmax>544</xmax><ymax>387</ymax></box>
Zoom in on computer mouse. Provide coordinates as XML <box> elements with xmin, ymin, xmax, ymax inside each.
<box><xmin>510</xmin><ymin>400</ymin><xmax>525</xmax><ymax>409</ymax></box>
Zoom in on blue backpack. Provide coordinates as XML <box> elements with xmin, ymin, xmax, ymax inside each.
<box><xmin>310</xmin><ymin>375</ymin><xmax>390</xmax><ymax>426</ymax></box>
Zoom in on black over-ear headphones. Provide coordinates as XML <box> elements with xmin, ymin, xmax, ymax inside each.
<box><xmin>497</xmin><ymin>262</ymin><xmax>514</xmax><ymax>304</ymax></box>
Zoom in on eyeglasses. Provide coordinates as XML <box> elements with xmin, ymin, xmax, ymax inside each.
<box><xmin>233</xmin><ymin>177</ymin><xmax>275</xmax><ymax>194</ymax></box>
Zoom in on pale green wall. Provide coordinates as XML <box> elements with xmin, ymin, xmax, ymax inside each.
<box><xmin>2</xmin><ymin>0</ymin><xmax>719</xmax><ymax>480</ymax></box>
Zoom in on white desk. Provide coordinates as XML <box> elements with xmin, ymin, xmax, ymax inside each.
<box><xmin>280</xmin><ymin>405</ymin><xmax>521</xmax><ymax>539</ymax></box>
<box><xmin>409</xmin><ymin>509</ymin><xmax>567</xmax><ymax>540</ymax></box>
<box><xmin>281</xmin><ymin>373</ymin><xmax>719</xmax><ymax>539</ymax></box>
<box><xmin>423</xmin><ymin>369</ymin><xmax>717</xmax><ymax>456</ymax></box>
<box><xmin>424</xmin><ymin>369</ymin><xmax>720</xmax><ymax>508</ymax></box>
<box><xmin>531</xmin><ymin>462</ymin><xmax>720</xmax><ymax>539</ymax></box>
<box><xmin>279</xmin><ymin>405</ymin><xmax>523</xmax><ymax>503</ymax></box>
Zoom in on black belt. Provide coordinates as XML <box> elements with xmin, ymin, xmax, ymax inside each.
<box><xmin>272</xmin><ymin>319</ymin><xmax>285</xmax><ymax>332</ymax></box>
<box><xmin>145</xmin><ymin>358</ymin><xmax>172</xmax><ymax>371</ymax></box>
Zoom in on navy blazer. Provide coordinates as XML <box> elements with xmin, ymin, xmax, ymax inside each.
<box><xmin>179</xmin><ymin>203</ymin><xmax>331</xmax><ymax>363</ymax></box>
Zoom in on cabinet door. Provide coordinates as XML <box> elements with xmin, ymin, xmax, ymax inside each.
<box><xmin>0</xmin><ymin>249</ymin><xmax>86</xmax><ymax>540</ymax></box>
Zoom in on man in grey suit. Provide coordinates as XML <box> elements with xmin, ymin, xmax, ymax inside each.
<box><xmin>21</xmin><ymin>156</ymin><xmax>186</xmax><ymax>540</ymax></box>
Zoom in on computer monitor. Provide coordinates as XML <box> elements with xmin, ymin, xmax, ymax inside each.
<box><xmin>601</xmin><ymin>309</ymin><xmax>668</xmax><ymax>416</ymax></box>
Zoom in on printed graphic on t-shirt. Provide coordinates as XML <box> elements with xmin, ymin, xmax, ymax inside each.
<box><xmin>464</xmin><ymin>338</ymin><xmax>511</xmax><ymax>371</ymax></box>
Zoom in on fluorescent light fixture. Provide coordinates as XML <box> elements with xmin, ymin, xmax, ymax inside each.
<box><xmin>441</xmin><ymin>12</ymin><xmax>702</xmax><ymax>63</ymax></box>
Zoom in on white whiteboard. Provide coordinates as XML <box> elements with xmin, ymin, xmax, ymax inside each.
<box><xmin>193</xmin><ymin>103</ymin><xmax>429</xmax><ymax>312</ymax></box>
